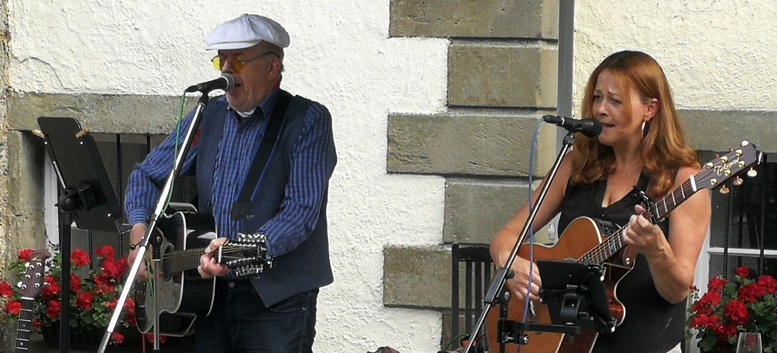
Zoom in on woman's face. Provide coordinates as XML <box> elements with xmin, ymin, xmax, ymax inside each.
<box><xmin>591</xmin><ymin>69</ymin><xmax>651</xmax><ymax>148</ymax></box>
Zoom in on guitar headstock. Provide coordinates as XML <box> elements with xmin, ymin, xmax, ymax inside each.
<box><xmin>19</xmin><ymin>250</ymin><xmax>50</xmax><ymax>299</ymax></box>
<box><xmin>697</xmin><ymin>141</ymin><xmax>762</xmax><ymax>193</ymax></box>
<box><xmin>219</xmin><ymin>233</ymin><xmax>273</xmax><ymax>277</ymax></box>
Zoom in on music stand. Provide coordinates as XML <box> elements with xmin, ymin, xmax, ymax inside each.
<box><xmin>36</xmin><ymin>117</ymin><xmax>122</xmax><ymax>353</ymax></box>
<box><xmin>490</xmin><ymin>261</ymin><xmax>616</xmax><ymax>352</ymax></box>
<box><xmin>536</xmin><ymin>260</ymin><xmax>616</xmax><ymax>333</ymax></box>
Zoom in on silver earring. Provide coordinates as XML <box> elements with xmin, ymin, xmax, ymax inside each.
<box><xmin>641</xmin><ymin>121</ymin><xmax>647</xmax><ymax>138</ymax></box>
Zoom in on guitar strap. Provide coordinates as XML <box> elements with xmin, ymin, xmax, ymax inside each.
<box><xmin>229</xmin><ymin>90</ymin><xmax>293</xmax><ymax>220</ymax></box>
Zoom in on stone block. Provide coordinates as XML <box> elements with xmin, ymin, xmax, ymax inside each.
<box><xmin>383</xmin><ymin>245</ymin><xmax>451</xmax><ymax>309</ymax></box>
<box><xmin>5</xmin><ymin>131</ymin><xmax>47</xmax><ymax>254</ymax></box>
<box><xmin>7</xmin><ymin>91</ymin><xmax>195</xmax><ymax>134</ymax></box>
<box><xmin>449</xmin><ymin>45</ymin><xmax>557</xmax><ymax>108</ymax></box>
<box><xmin>445</xmin><ymin>179</ymin><xmax>531</xmax><ymax>244</ymax></box>
<box><xmin>680</xmin><ymin>109</ymin><xmax>777</xmax><ymax>153</ymax></box>
<box><xmin>389</xmin><ymin>0</ymin><xmax>558</xmax><ymax>39</ymax></box>
<box><xmin>387</xmin><ymin>113</ymin><xmax>557</xmax><ymax>176</ymax></box>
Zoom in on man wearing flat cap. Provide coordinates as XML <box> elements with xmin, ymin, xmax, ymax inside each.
<box><xmin>125</xmin><ymin>13</ymin><xmax>337</xmax><ymax>353</ymax></box>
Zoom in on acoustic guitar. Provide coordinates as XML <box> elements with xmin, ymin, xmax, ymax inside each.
<box><xmin>14</xmin><ymin>250</ymin><xmax>50</xmax><ymax>353</ymax></box>
<box><xmin>486</xmin><ymin>142</ymin><xmax>761</xmax><ymax>353</ymax></box>
<box><xmin>133</xmin><ymin>210</ymin><xmax>272</xmax><ymax>337</ymax></box>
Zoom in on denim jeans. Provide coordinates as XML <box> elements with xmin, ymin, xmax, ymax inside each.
<box><xmin>195</xmin><ymin>281</ymin><xmax>318</xmax><ymax>353</ymax></box>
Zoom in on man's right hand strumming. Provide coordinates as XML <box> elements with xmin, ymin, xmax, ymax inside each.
<box><xmin>127</xmin><ymin>223</ymin><xmax>150</xmax><ymax>281</ymax></box>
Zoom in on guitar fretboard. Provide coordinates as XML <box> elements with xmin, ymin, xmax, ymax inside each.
<box><xmin>165</xmin><ymin>248</ymin><xmax>208</xmax><ymax>274</ymax></box>
<box><xmin>162</xmin><ymin>246</ymin><xmax>252</xmax><ymax>274</ymax></box>
<box><xmin>14</xmin><ymin>300</ymin><xmax>34</xmax><ymax>353</ymax></box>
<box><xmin>579</xmin><ymin>175</ymin><xmax>700</xmax><ymax>265</ymax></box>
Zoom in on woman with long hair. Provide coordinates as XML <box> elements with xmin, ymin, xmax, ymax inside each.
<box><xmin>490</xmin><ymin>50</ymin><xmax>710</xmax><ymax>352</ymax></box>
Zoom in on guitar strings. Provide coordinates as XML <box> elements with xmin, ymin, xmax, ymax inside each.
<box><xmin>155</xmin><ymin>246</ymin><xmax>264</xmax><ymax>274</ymax></box>
<box><xmin>578</xmin><ymin>167</ymin><xmax>710</xmax><ymax>264</ymax></box>
<box><xmin>162</xmin><ymin>247</ymin><xmax>254</xmax><ymax>261</ymax></box>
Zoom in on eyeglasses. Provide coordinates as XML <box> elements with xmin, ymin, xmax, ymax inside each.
<box><xmin>211</xmin><ymin>51</ymin><xmax>280</xmax><ymax>73</ymax></box>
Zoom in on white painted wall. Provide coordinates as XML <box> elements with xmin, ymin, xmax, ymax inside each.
<box><xmin>8</xmin><ymin>1</ymin><xmax>448</xmax><ymax>352</ymax></box>
<box><xmin>574</xmin><ymin>1</ymin><xmax>777</xmax><ymax>111</ymax></box>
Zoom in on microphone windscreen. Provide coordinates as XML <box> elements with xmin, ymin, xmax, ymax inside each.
<box><xmin>221</xmin><ymin>73</ymin><xmax>236</xmax><ymax>92</ymax></box>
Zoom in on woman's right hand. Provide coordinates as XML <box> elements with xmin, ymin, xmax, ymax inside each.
<box><xmin>497</xmin><ymin>251</ymin><xmax>542</xmax><ymax>302</ymax></box>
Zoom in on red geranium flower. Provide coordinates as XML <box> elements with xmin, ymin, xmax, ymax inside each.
<box><xmin>687</xmin><ymin>266</ymin><xmax>777</xmax><ymax>352</ymax></box>
<box><xmin>723</xmin><ymin>300</ymin><xmax>749</xmax><ymax>325</ymax></box>
<box><xmin>738</xmin><ymin>282</ymin><xmax>767</xmax><ymax>303</ymax></box>
<box><xmin>145</xmin><ymin>333</ymin><xmax>167</xmax><ymax>344</ymax></box>
<box><xmin>111</xmin><ymin>332</ymin><xmax>125</xmax><ymax>344</ymax></box>
<box><xmin>0</xmin><ymin>246</ymin><xmax>135</xmax><ymax>346</ymax></box>
<box><xmin>758</xmin><ymin>275</ymin><xmax>777</xmax><ymax>292</ymax></box>
<box><xmin>0</xmin><ymin>281</ymin><xmax>14</xmax><ymax>298</ymax></box>
<box><xmin>76</xmin><ymin>292</ymin><xmax>93</xmax><ymax>310</ymax></box>
<box><xmin>70</xmin><ymin>249</ymin><xmax>90</xmax><ymax>268</ymax></box>
<box><xmin>46</xmin><ymin>299</ymin><xmax>61</xmax><ymax>320</ymax></box>
<box><xmin>42</xmin><ymin>276</ymin><xmax>60</xmax><ymax>299</ymax></box>
<box><xmin>70</xmin><ymin>273</ymin><xmax>82</xmax><ymax>292</ymax></box>
<box><xmin>95</xmin><ymin>245</ymin><xmax>115</xmax><ymax>260</ymax></box>
<box><xmin>18</xmin><ymin>249</ymin><xmax>33</xmax><ymax>263</ymax></box>
<box><xmin>4</xmin><ymin>300</ymin><xmax>21</xmax><ymax>315</ymax></box>
<box><xmin>708</xmin><ymin>276</ymin><xmax>727</xmax><ymax>293</ymax></box>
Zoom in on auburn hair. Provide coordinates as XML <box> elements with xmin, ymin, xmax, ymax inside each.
<box><xmin>569</xmin><ymin>50</ymin><xmax>699</xmax><ymax>198</ymax></box>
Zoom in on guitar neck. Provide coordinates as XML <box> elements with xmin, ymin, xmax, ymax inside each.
<box><xmin>165</xmin><ymin>248</ymin><xmax>208</xmax><ymax>274</ymax></box>
<box><xmin>581</xmin><ymin>176</ymin><xmax>701</xmax><ymax>265</ymax></box>
<box><xmin>164</xmin><ymin>246</ymin><xmax>244</xmax><ymax>274</ymax></box>
<box><xmin>14</xmin><ymin>299</ymin><xmax>34</xmax><ymax>352</ymax></box>
<box><xmin>649</xmin><ymin>177</ymin><xmax>700</xmax><ymax>222</ymax></box>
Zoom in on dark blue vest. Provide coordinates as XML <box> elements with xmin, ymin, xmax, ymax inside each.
<box><xmin>195</xmin><ymin>93</ymin><xmax>333</xmax><ymax>307</ymax></box>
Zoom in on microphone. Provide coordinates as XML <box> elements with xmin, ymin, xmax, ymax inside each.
<box><xmin>185</xmin><ymin>73</ymin><xmax>236</xmax><ymax>93</ymax></box>
<box><xmin>543</xmin><ymin>115</ymin><xmax>603</xmax><ymax>138</ymax></box>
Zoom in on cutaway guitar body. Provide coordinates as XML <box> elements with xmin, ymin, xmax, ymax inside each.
<box><xmin>485</xmin><ymin>217</ymin><xmax>634</xmax><ymax>353</ymax></box>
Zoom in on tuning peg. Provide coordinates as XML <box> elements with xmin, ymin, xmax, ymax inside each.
<box><xmin>747</xmin><ymin>167</ymin><xmax>758</xmax><ymax>178</ymax></box>
<box><xmin>733</xmin><ymin>176</ymin><xmax>744</xmax><ymax>186</ymax></box>
<box><xmin>719</xmin><ymin>185</ymin><xmax>730</xmax><ymax>195</ymax></box>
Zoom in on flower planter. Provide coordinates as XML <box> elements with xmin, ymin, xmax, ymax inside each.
<box><xmin>40</xmin><ymin>323</ymin><xmax>142</xmax><ymax>350</ymax></box>
<box><xmin>40</xmin><ymin>323</ymin><xmax>196</xmax><ymax>352</ymax></box>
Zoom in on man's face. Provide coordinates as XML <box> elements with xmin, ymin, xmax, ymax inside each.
<box><xmin>216</xmin><ymin>43</ymin><xmax>281</xmax><ymax>112</ymax></box>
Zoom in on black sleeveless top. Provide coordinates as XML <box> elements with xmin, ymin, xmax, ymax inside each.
<box><xmin>557</xmin><ymin>175</ymin><xmax>685</xmax><ymax>353</ymax></box>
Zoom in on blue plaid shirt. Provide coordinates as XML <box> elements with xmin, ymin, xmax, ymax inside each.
<box><xmin>125</xmin><ymin>89</ymin><xmax>336</xmax><ymax>258</ymax></box>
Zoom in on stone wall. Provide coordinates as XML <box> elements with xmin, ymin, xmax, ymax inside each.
<box><xmin>385</xmin><ymin>0</ymin><xmax>559</xmax><ymax>344</ymax></box>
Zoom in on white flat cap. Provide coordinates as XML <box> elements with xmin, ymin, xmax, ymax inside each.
<box><xmin>206</xmin><ymin>14</ymin><xmax>290</xmax><ymax>50</ymax></box>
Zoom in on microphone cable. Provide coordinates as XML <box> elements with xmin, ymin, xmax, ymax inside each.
<box><xmin>517</xmin><ymin>118</ymin><xmax>545</xmax><ymax>352</ymax></box>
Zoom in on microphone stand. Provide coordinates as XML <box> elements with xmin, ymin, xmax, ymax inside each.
<box><xmin>97</xmin><ymin>92</ymin><xmax>212</xmax><ymax>353</ymax></box>
<box><xmin>462</xmin><ymin>131</ymin><xmax>578</xmax><ymax>353</ymax></box>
